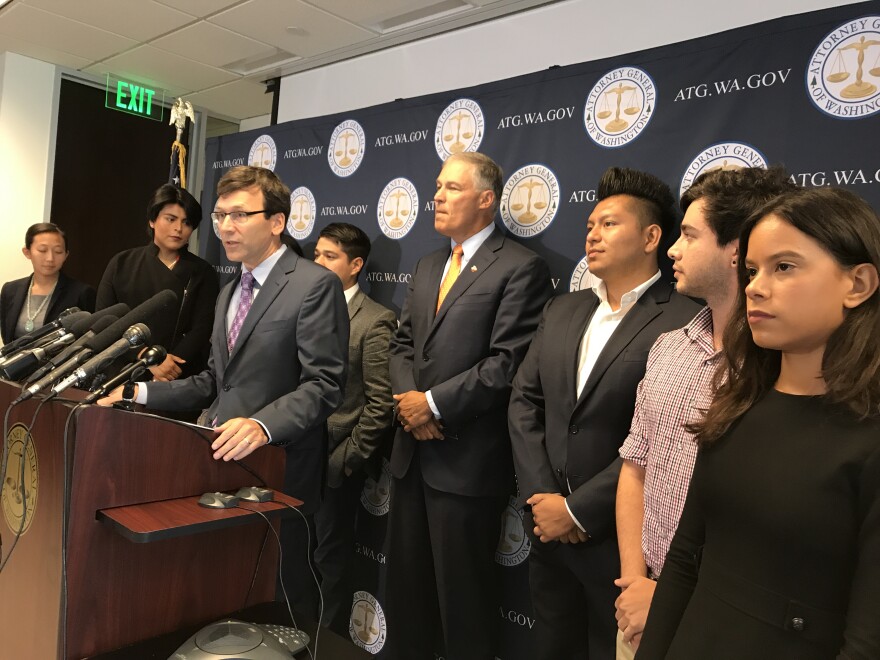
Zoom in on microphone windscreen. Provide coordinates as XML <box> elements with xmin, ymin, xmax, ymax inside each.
<box><xmin>83</xmin><ymin>290</ymin><xmax>178</xmax><ymax>354</ymax></box>
<box><xmin>87</xmin><ymin>315</ymin><xmax>117</xmax><ymax>336</ymax></box>
<box><xmin>68</xmin><ymin>304</ymin><xmax>130</xmax><ymax>337</ymax></box>
<box><xmin>58</xmin><ymin>311</ymin><xmax>90</xmax><ymax>331</ymax></box>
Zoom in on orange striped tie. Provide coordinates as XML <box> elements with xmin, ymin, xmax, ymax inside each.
<box><xmin>436</xmin><ymin>244</ymin><xmax>463</xmax><ymax>313</ymax></box>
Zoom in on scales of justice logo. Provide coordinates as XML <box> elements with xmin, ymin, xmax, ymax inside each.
<box><xmin>248</xmin><ymin>134</ymin><xmax>277</xmax><ymax>171</ymax></box>
<box><xmin>807</xmin><ymin>17</ymin><xmax>880</xmax><ymax>118</ymax></box>
<box><xmin>1</xmin><ymin>424</ymin><xmax>38</xmax><ymax>536</ymax></box>
<box><xmin>377</xmin><ymin>178</ymin><xmax>419</xmax><ymax>240</ymax></box>
<box><xmin>495</xmin><ymin>496</ymin><xmax>531</xmax><ymax>567</ymax></box>
<box><xmin>360</xmin><ymin>457</ymin><xmax>392</xmax><ymax>516</ymax></box>
<box><xmin>500</xmin><ymin>164</ymin><xmax>560</xmax><ymax>238</ymax></box>
<box><xmin>435</xmin><ymin>98</ymin><xmax>485</xmax><ymax>160</ymax></box>
<box><xmin>328</xmin><ymin>119</ymin><xmax>366</xmax><ymax>177</ymax></box>
<box><xmin>679</xmin><ymin>142</ymin><xmax>768</xmax><ymax>198</ymax></box>
<box><xmin>349</xmin><ymin>590</ymin><xmax>387</xmax><ymax>653</ymax></box>
<box><xmin>570</xmin><ymin>256</ymin><xmax>603</xmax><ymax>293</ymax></box>
<box><xmin>584</xmin><ymin>66</ymin><xmax>657</xmax><ymax>147</ymax></box>
<box><xmin>287</xmin><ymin>187</ymin><xmax>317</xmax><ymax>241</ymax></box>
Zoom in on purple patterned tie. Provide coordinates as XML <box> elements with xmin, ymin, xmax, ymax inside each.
<box><xmin>227</xmin><ymin>271</ymin><xmax>255</xmax><ymax>353</ymax></box>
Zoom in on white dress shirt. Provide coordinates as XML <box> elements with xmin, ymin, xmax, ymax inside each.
<box><xmin>566</xmin><ymin>269</ymin><xmax>661</xmax><ymax>532</ymax></box>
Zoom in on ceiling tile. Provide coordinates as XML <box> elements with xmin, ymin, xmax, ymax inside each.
<box><xmin>0</xmin><ymin>5</ymin><xmax>136</xmax><ymax>61</ymax></box>
<box><xmin>187</xmin><ymin>78</ymin><xmax>272</xmax><ymax>120</ymax></box>
<box><xmin>99</xmin><ymin>45</ymin><xmax>238</xmax><ymax>94</ymax></box>
<box><xmin>23</xmin><ymin>0</ymin><xmax>195</xmax><ymax>42</ymax></box>
<box><xmin>307</xmin><ymin>0</ymin><xmax>460</xmax><ymax>26</ymax></box>
<box><xmin>83</xmin><ymin>61</ymin><xmax>189</xmax><ymax>98</ymax></box>
<box><xmin>152</xmin><ymin>21</ymin><xmax>278</xmax><ymax>69</ymax></box>
<box><xmin>209</xmin><ymin>0</ymin><xmax>376</xmax><ymax>58</ymax></box>
<box><xmin>0</xmin><ymin>34</ymin><xmax>92</xmax><ymax>70</ymax></box>
<box><xmin>152</xmin><ymin>0</ymin><xmax>243</xmax><ymax>19</ymax></box>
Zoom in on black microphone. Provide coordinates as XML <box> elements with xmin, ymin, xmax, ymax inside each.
<box><xmin>17</xmin><ymin>290</ymin><xmax>176</xmax><ymax>402</ymax></box>
<box><xmin>0</xmin><ymin>332</ymin><xmax>75</xmax><ymax>381</ymax></box>
<box><xmin>83</xmin><ymin>345</ymin><xmax>167</xmax><ymax>404</ymax></box>
<box><xmin>0</xmin><ymin>311</ymin><xmax>90</xmax><ymax>364</ymax></box>
<box><xmin>25</xmin><ymin>315</ymin><xmax>119</xmax><ymax>386</ymax></box>
<box><xmin>0</xmin><ymin>328</ymin><xmax>68</xmax><ymax>368</ymax></box>
<box><xmin>0</xmin><ymin>308</ymin><xmax>84</xmax><ymax>357</ymax></box>
<box><xmin>66</xmin><ymin>303</ymin><xmax>131</xmax><ymax>338</ymax></box>
<box><xmin>50</xmin><ymin>324</ymin><xmax>152</xmax><ymax>396</ymax></box>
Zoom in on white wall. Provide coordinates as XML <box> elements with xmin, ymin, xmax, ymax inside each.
<box><xmin>278</xmin><ymin>0</ymin><xmax>860</xmax><ymax>122</ymax></box>
<box><xmin>0</xmin><ymin>52</ymin><xmax>60</xmax><ymax>289</ymax></box>
<box><xmin>240</xmin><ymin>114</ymin><xmax>271</xmax><ymax>132</ymax></box>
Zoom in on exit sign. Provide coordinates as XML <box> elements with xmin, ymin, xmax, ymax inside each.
<box><xmin>105</xmin><ymin>74</ymin><xmax>165</xmax><ymax>121</ymax></box>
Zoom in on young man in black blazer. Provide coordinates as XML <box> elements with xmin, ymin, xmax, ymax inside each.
<box><xmin>508</xmin><ymin>168</ymin><xmax>701</xmax><ymax>660</ymax></box>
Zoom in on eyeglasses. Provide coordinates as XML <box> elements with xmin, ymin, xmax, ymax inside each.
<box><xmin>210</xmin><ymin>210</ymin><xmax>268</xmax><ymax>225</ymax></box>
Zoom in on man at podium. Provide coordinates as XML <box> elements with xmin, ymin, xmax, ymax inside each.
<box><xmin>100</xmin><ymin>165</ymin><xmax>349</xmax><ymax>618</ymax></box>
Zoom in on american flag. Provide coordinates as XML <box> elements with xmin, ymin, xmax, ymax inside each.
<box><xmin>169</xmin><ymin>141</ymin><xmax>186</xmax><ymax>188</ymax></box>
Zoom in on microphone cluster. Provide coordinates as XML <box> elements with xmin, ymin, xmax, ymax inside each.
<box><xmin>0</xmin><ymin>289</ymin><xmax>179</xmax><ymax>403</ymax></box>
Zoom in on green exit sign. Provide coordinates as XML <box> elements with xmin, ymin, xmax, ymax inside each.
<box><xmin>105</xmin><ymin>74</ymin><xmax>165</xmax><ymax>121</ymax></box>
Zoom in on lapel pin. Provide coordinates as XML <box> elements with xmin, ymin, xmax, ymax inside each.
<box><xmin>470</xmin><ymin>265</ymin><xmax>478</xmax><ymax>272</ymax></box>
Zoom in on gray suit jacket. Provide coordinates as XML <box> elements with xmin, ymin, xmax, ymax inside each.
<box><xmin>389</xmin><ymin>228</ymin><xmax>552</xmax><ymax>497</ymax></box>
<box><xmin>326</xmin><ymin>289</ymin><xmax>396</xmax><ymax>488</ymax></box>
<box><xmin>146</xmin><ymin>248</ymin><xmax>349</xmax><ymax>513</ymax></box>
<box><xmin>509</xmin><ymin>279</ymin><xmax>701</xmax><ymax>541</ymax></box>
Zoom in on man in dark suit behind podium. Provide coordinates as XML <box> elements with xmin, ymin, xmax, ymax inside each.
<box><xmin>312</xmin><ymin>222</ymin><xmax>396</xmax><ymax>634</ymax></box>
<box><xmin>100</xmin><ymin>166</ymin><xmax>348</xmax><ymax>618</ymax></box>
<box><xmin>385</xmin><ymin>152</ymin><xmax>552</xmax><ymax>659</ymax></box>
<box><xmin>508</xmin><ymin>168</ymin><xmax>700</xmax><ymax>660</ymax></box>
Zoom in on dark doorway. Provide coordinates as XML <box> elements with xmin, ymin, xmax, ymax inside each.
<box><xmin>50</xmin><ymin>79</ymin><xmax>189</xmax><ymax>289</ymax></box>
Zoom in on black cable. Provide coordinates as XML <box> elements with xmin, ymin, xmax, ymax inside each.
<box><xmin>60</xmin><ymin>397</ymin><xmax>83</xmax><ymax>660</ymax></box>
<box><xmin>243</xmin><ymin>524</ymin><xmax>271</xmax><ymax>610</ymax></box>
<box><xmin>279</xmin><ymin>500</ymin><xmax>324</xmax><ymax>659</ymax></box>
<box><xmin>0</xmin><ymin>397</ymin><xmax>19</xmax><ymax>567</ymax></box>
<box><xmin>236</xmin><ymin>504</ymin><xmax>316</xmax><ymax>660</ymax></box>
<box><xmin>0</xmin><ymin>396</ymin><xmax>49</xmax><ymax>574</ymax></box>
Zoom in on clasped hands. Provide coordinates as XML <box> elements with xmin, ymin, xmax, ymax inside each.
<box><xmin>393</xmin><ymin>390</ymin><xmax>444</xmax><ymax>440</ymax></box>
<box><xmin>613</xmin><ymin>575</ymin><xmax>656</xmax><ymax>652</ymax></box>
<box><xmin>528</xmin><ymin>492</ymin><xmax>589</xmax><ymax>544</ymax></box>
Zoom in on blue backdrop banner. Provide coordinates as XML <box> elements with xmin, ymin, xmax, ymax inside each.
<box><xmin>201</xmin><ymin>2</ymin><xmax>880</xmax><ymax>656</ymax></box>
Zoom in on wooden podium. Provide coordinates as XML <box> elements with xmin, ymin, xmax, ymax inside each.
<box><xmin>0</xmin><ymin>381</ymin><xmax>296</xmax><ymax>659</ymax></box>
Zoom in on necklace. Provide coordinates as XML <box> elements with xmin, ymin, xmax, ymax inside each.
<box><xmin>25</xmin><ymin>279</ymin><xmax>56</xmax><ymax>332</ymax></box>
<box><xmin>160</xmin><ymin>253</ymin><xmax>180</xmax><ymax>270</ymax></box>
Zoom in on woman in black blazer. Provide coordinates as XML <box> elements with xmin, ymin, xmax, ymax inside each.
<box><xmin>1</xmin><ymin>223</ymin><xmax>95</xmax><ymax>345</ymax></box>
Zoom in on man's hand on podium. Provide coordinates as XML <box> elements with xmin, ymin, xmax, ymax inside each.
<box><xmin>96</xmin><ymin>384</ymin><xmax>135</xmax><ymax>407</ymax></box>
<box><xmin>212</xmin><ymin>418</ymin><xmax>268</xmax><ymax>461</ymax></box>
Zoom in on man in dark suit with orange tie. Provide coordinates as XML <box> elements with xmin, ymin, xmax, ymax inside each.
<box><xmin>384</xmin><ymin>152</ymin><xmax>552</xmax><ymax>660</ymax></box>
<box><xmin>508</xmin><ymin>168</ymin><xmax>701</xmax><ymax>660</ymax></box>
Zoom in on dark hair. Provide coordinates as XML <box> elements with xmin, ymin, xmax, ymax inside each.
<box><xmin>147</xmin><ymin>184</ymin><xmax>203</xmax><ymax>234</ymax></box>
<box><xmin>681</xmin><ymin>166</ymin><xmax>796</xmax><ymax>246</ymax></box>
<box><xmin>444</xmin><ymin>152</ymin><xmax>503</xmax><ymax>213</ymax></box>
<box><xmin>694</xmin><ymin>187</ymin><xmax>880</xmax><ymax>444</ymax></box>
<box><xmin>25</xmin><ymin>223</ymin><xmax>67</xmax><ymax>251</ymax></box>
<box><xmin>319</xmin><ymin>222</ymin><xmax>371</xmax><ymax>263</ymax></box>
<box><xmin>217</xmin><ymin>166</ymin><xmax>291</xmax><ymax>218</ymax></box>
<box><xmin>597</xmin><ymin>167</ymin><xmax>676</xmax><ymax>237</ymax></box>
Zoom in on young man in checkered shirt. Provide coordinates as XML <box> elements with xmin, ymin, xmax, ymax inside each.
<box><xmin>613</xmin><ymin>166</ymin><xmax>795</xmax><ymax>658</ymax></box>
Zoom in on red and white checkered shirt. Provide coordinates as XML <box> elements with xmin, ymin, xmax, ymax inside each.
<box><xmin>619</xmin><ymin>306</ymin><xmax>720</xmax><ymax>577</ymax></box>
